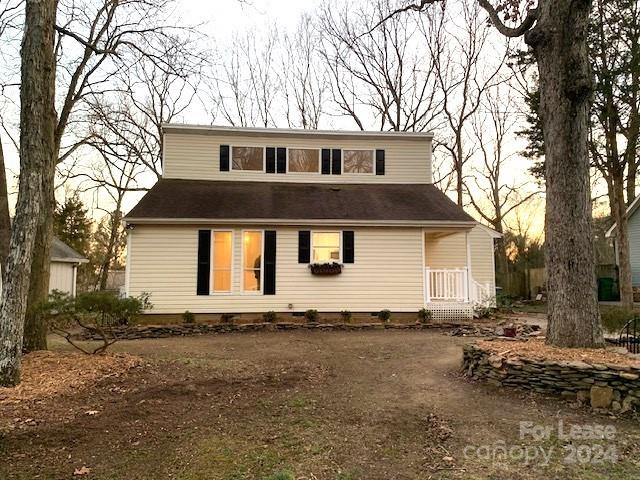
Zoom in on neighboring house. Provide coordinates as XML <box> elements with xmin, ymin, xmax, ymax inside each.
<box><xmin>49</xmin><ymin>237</ymin><xmax>89</xmax><ymax>296</ymax></box>
<box><xmin>124</xmin><ymin>125</ymin><xmax>499</xmax><ymax>320</ymax></box>
<box><xmin>606</xmin><ymin>195</ymin><xmax>640</xmax><ymax>288</ymax></box>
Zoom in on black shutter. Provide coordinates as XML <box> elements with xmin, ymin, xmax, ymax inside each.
<box><xmin>266</xmin><ymin>147</ymin><xmax>276</xmax><ymax>173</ymax></box>
<box><xmin>343</xmin><ymin>231</ymin><xmax>354</xmax><ymax>263</ymax></box>
<box><xmin>264</xmin><ymin>230</ymin><xmax>277</xmax><ymax>295</ymax></box>
<box><xmin>331</xmin><ymin>149</ymin><xmax>342</xmax><ymax>175</ymax></box>
<box><xmin>197</xmin><ymin>230</ymin><xmax>211</xmax><ymax>295</ymax></box>
<box><xmin>298</xmin><ymin>230</ymin><xmax>311</xmax><ymax>263</ymax></box>
<box><xmin>321</xmin><ymin>149</ymin><xmax>331</xmax><ymax>174</ymax></box>
<box><xmin>276</xmin><ymin>148</ymin><xmax>287</xmax><ymax>173</ymax></box>
<box><xmin>375</xmin><ymin>149</ymin><xmax>385</xmax><ymax>175</ymax></box>
<box><xmin>220</xmin><ymin>145</ymin><xmax>230</xmax><ymax>171</ymax></box>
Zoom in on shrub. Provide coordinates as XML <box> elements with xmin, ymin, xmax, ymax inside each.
<box><xmin>304</xmin><ymin>309</ymin><xmax>319</xmax><ymax>322</ymax></box>
<box><xmin>39</xmin><ymin>290</ymin><xmax>151</xmax><ymax>354</ymax></box>
<box><xmin>340</xmin><ymin>310</ymin><xmax>352</xmax><ymax>323</ymax></box>
<box><xmin>418</xmin><ymin>308</ymin><xmax>432</xmax><ymax>323</ymax></box>
<box><xmin>220</xmin><ymin>313</ymin><xmax>235</xmax><ymax>324</ymax></box>
<box><xmin>263</xmin><ymin>310</ymin><xmax>278</xmax><ymax>323</ymax></box>
<box><xmin>601</xmin><ymin>307</ymin><xmax>638</xmax><ymax>333</ymax></box>
<box><xmin>182</xmin><ymin>310</ymin><xmax>195</xmax><ymax>323</ymax></box>
<box><xmin>377</xmin><ymin>309</ymin><xmax>392</xmax><ymax>323</ymax></box>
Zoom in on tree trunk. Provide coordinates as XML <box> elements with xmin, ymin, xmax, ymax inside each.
<box><xmin>0</xmin><ymin>137</ymin><xmax>11</xmax><ymax>269</ymax></box>
<box><xmin>99</xmin><ymin>208</ymin><xmax>122</xmax><ymax>290</ymax></box>
<box><xmin>0</xmin><ymin>0</ymin><xmax>57</xmax><ymax>386</ymax></box>
<box><xmin>526</xmin><ymin>0</ymin><xmax>604</xmax><ymax>348</ymax></box>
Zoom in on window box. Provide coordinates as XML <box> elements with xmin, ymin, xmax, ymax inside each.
<box><xmin>309</xmin><ymin>262</ymin><xmax>342</xmax><ymax>276</ymax></box>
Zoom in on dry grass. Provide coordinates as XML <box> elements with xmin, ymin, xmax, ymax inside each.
<box><xmin>0</xmin><ymin>350</ymin><xmax>141</xmax><ymax>404</ymax></box>
<box><xmin>478</xmin><ymin>338</ymin><xmax>640</xmax><ymax>366</ymax></box>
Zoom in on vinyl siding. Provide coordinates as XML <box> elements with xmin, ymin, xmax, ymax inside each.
<box><xmin>49</xmin><ymin>262</ymin><xmax>75</xmax><ymax>295</ymax></box>
<box><xmin>163</xmin><ymin>132</ymin><xmax>432</xmax><ymax>184</ymax></box>
<box><xmin>424</xmin><ymin>226</ymin><xmax>496</xmax><ymax>291</ymax></box>
<box><xmin>128</xmin><ymin>224</ymin><xmax>426</xmax><ymax>313</ymax></box>
<box><xmin>630</xmin><ymin>210</ymin><xmax>640</xmax><ymax>286</ymax></box>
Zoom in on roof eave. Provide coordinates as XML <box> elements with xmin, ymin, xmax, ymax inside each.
<box><xmin>161</xmin><ymin>123</ymin><xmax>434</xmax><ymax>140</ymax></box>
<box><xmin>123</xmin><ymin>217</ymin><xmax>476</xmax><ymax>228</ymax></box>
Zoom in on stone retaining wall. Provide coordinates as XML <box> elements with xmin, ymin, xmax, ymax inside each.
<box><xmin>81</xmin><ymin>321</ymin><xmax>467</xmax><ymax>341</ymax></box>
<box><xmin>463</xmin><ymin>343</ymin><xmax>640</xmax><ymax>412</ymax></box>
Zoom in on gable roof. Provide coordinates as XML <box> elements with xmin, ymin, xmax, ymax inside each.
<box><xmin>124</xmin><ymin>179</ymin><xmax>475</xmax><ymax>226</ymax></box>
<box><xmin>51</xmin><ymin>237</ymin><xmax>89</xmax><ymax>264</ymax></box>
<box><xmin>605</xmin><ymin>194</ymin><xmax>640</xmax><ymax>238</ymax></box>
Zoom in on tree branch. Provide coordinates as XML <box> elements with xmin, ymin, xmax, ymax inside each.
<box><xmin>477</xmin><ymin>0</ymin><xmax>538</xmax><ymax>38</ymax></box>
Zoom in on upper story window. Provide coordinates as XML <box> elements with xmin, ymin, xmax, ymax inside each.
<box><xmin>343</xmin><ymin>150</ymin><xmax>374</xmax><ymax>174</ymax></box>
<box><xmin>288</xmin><ymin>148</ymin><xmax>320</xmax><ymax>173</ymax></box>
<box><xmin>312</xmin><ymin>232</ymin><xmax>341</xmax><ymax>262</ymax></box>
<box><xmin>232</xmin><ymin>146</ymin><xmax>264</xmax><ymax>171</ymax></box>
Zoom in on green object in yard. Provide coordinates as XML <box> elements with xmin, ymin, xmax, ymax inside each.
<box><xmin>598</xmin><ymin>277</ymin><xmax>615</xmax><ymax>301</ymax></box>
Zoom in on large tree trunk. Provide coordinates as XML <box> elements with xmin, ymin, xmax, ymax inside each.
<box><xmin>0</xmin><ymin>137</ymin><xmax>11</xmax><ymax>269</ymax></box>
<box><xmin>0</xmin><ymin>0</ymin><xmax>57</xmax><ymax>386</ymax></box>
<box><xmin>21</xmin><ymin>184</ymin><xmax>54</xmax><ymax>352</ymax></box>
<box><xmin>527</xmin><ymin>0</ymin><xmax>604</xmax><ymax>348</ymax></box>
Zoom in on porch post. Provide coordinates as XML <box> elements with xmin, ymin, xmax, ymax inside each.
<box><xmin>465</xmin><ymin>231</ymin><xmax>472</xmax><ymax>302</ymax></box>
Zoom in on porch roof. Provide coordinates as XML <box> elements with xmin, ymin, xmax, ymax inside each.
<box><xmin>124</xmin><ymin>179</ymin><xmax>475</xmax><ymax>225</ymax></box>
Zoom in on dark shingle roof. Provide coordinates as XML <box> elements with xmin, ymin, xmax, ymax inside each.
<box><xmin>51</xmin><ymin>237</ymin><xmax>88</xmax><ymax>263</ymax></box>
<box><xmin>124</xmin><ymin>179</ymin><xmax>474</xmax><ymax>224</ymax></box>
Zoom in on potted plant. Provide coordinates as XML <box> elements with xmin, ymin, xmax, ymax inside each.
<box><xmin>309</xmin><ymin>262</ymin><xmax>342</xmax><ymax>275</ymax></box>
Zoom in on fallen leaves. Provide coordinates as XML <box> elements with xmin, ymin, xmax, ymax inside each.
<box><xmin>73</xmin><ymin>466</ymin><xmax>91</xmax><ymax>476</ymax></box>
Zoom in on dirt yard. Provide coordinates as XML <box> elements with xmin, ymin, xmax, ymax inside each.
<box><xmin>1</xmin><ymin>330</ymin><xmax>639</xmax><ymax>479</ymax></box>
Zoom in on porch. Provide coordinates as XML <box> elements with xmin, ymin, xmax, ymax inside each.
<box><xmin>423</xmin><ymin>227</ymin><xmax>496</xmax><ymax>321</ymax></box>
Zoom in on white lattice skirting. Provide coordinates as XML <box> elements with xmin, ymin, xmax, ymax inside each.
<box><xmin>427</xmin><ymin>302</ymin><xmax>474</xmax><ymax>322</ymax></box>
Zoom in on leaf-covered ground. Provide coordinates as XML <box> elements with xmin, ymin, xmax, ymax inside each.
<box><xmin>1</xmin><ymin>330</ymin><xmax>639</xmax><ymax>479</ymax></box>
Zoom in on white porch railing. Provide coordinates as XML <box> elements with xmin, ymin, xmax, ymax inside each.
<box><xmin>425</xmin><ymin>268</ymin><xmax>493</xmax><ymax>305</ymax></box>
<box><xmin>425</xmin><ymin>268</ymin><xmax>468</xmax><ymax>302</ymax></box>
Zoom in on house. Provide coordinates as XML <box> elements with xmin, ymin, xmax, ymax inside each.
<box><xmin>49</xmin><ymin>237</ymin><xmax>89</xmax><ymax>296</ymax></box>
<box><xmin>606</xmin><ymin>194</ymin><xmax>640</xmax><ymax>298</ymax></box>
<box><xmin>123</xmin><ymin>125</ymin><xmax>499</xmax><ymax>321</ymax></box>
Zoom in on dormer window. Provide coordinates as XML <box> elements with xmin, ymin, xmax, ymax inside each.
<box><xmin>288</xmin><ymin>148</ymin><xmax>320</xmax><ymax>173</ymax></box>
<box><xmin>343</xmin><ymin>150</ymin><xmax>374</xmax><ymax>174</ymax></box>
<box><xmin>232</xmin><ymin>146</ymin><xmax>264</xmax><ymax>171</ymax></box>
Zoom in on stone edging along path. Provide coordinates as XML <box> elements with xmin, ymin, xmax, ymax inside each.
<box><xmin>82</xmin><ymin>321</ymin><xmax>470</xmax><ymax>341</ymax></box>
<box><xmin>463</xmin><ymin>343</ymin><xmax>640</xmax><ymax>412</ymax></box>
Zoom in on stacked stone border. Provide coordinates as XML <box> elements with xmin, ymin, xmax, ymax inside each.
<box><xmin>463</xmin><ymin>343</ymin><xmax>640</xmax><ymax>412</ymax></box>
<box><xmin>82</xmin><ymin>321</ymin><xmax>469</xmax><ymax>341</ymax></box>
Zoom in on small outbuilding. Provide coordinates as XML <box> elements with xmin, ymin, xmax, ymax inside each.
<box><xmin>49</xmin><ymin>237</ymin><xmax>89</xmax><ymax>296</ymax></box>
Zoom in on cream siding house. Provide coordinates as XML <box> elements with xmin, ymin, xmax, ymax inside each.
<box><xmin>49</xmin><ymin>238</ymin><xmax>89</xmax><ymax>296</ymax></box>
<box><xmin>124</xmin><ymin>125</ymin><xmax>499</xmax><ymax>320</ymax></box>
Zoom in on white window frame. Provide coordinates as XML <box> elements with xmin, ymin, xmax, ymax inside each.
<box><xmin>311</xmin><ymin>231</ymin><xmax>342</xmax><ymax>264</ymax></box>
<box><xmin>342</xmin><ymin>149</ymin><xmax>376</xmax><ymax>175</ymax></box>
<box><xmin>241</xmin><ymin>229</ymin><xmax>264</xmax><ymax>294</ymax></box>
<box><xmin>286</xmin><ymin>147</ymin><xmax>322</xmax><ymax>174</ymax></box>
<box><xmin>230</xmin><ymin>146</ymin><xmax>266</xmax><ymax>172</ymax></box>
<box><xmin>210</xmin><ymin>229</ymin><xmax>234</xmax><ymax>295</ymax></box>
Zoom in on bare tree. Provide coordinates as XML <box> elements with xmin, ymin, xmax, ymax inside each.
<box><xmin>281</xmin><ymin>14</ymin><xmax>327</xmax><ymax>129</ymax></box>
<box><xmin>318</xmin><ymin>0</ymin><xmax>444</xmax><ymax>133</ymax></box>
<box><xmin>23</xmin><ymin>0</ymin><xmax>203</xmax><ymax>352</ymax></box>
<box><xmin>0</xmin><ymin>0</ymin><xmax>56</xmax><ymax>386</ymax></box>
<box><xmin>211</xmin><ymin>29</ymin><xmax>281</xmax><ymax>127</ymax></box>
<box><xmin>425</xmin><ymin>1</ymin><xmax>509</xmax><ymax>206</ymax></box>
<box><xmin>466</xmin><ymin>86</ymin><xmax>540</xmax><ymax>286</ymax></box>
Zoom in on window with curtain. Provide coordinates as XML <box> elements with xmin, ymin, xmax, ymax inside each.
<box><xmin>232</xmin><ymin>146</ymin><xmax>264</xmax><ymax>171</ymax></box>
<box><xmin>288</xmin><ymin>148</ymin><xmax>320</xmax><ymax>173</ymax></box>
<box><xmin>243</xmin><ymin>231</ymin><xmax>263</xmax><ymax>291</ymax></box>
<box><xmin>312</xmin><ymin>232</ymin><xmax>341</xmax><ymax>262</ymax></box>
<box><xmin>343</xmin><ymin>150</ymin><xmax>374</xmax><ymax>173</ymax></box>
<box><xmin>211</xmin><ymin>231</ymin><xmax>232</xmax><ymax>292</ymax></box>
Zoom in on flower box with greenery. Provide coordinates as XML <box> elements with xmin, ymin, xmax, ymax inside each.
<box><xmin>309</xmin><ymin>262</ymin><xmax>342</xmax><ymax>275</ymax></box>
